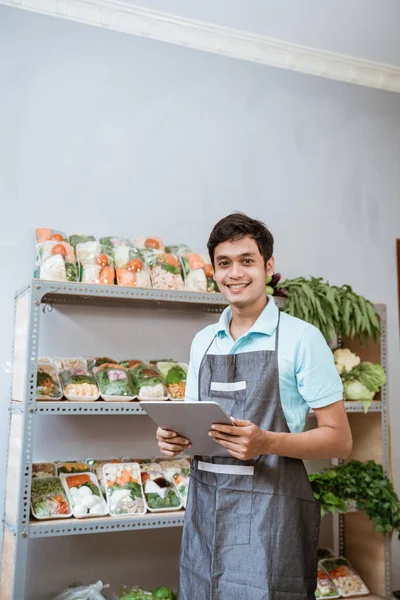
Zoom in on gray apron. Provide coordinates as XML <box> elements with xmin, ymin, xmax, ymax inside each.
<box><xmin>178</xmin><ymin>317</ymin><xmax>320</xmax><ymax>600</ymax></box>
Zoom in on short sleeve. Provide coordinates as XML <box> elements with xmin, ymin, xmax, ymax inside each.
<box><xmin>295</xmin><ymin>326</ymin><xmax>343</xmax><ymax>408</ymax></box>
<box><xmin>184</xmin><ymin>338</ymin><xmax>200</xmax><ymax>402</ymax></box>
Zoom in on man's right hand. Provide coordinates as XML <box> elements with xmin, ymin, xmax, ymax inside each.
<box><xmin>156</xmin><ymin>427</ymin><xmax>191</xmax><ymax>457</ymax></box>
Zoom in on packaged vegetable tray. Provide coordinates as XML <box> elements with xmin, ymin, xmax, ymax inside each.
<box><xmin>132</xmin><ymin>236</ymin><xmax>165</xmax><ymax>252</ymax></box>
<box><xmin>319</xmin><ymin>557</ymin><xmax>369</xmax><ymax>597</ymax></box>
<box><xmin>93</xmin><ymin>363</ymin><xmax>136</xmax><ymax>401</ymax></box>
<box><xmin>140</xmin><ymin>463</ymin><xmax>182</xmax><ymax>512</ymax></box>
<box><xmin>315</xmin><ymin>566</ymin><xmax>340</xmax><ymax>599</ymax></box>
<box><xmin>119</xmin><ymin>359</ymin><xmax>143</xmax><ymax>369</ymax></box>
<box><xmin>57</xmin><ymin>462</ymin><xmax>92</xmax><ymax>475</ymax></box>
<box><xmin>180</xmin><ymin>252</ymin><xmax>217</xmax><ymax>293</ymax></box>
<box><xmin>32</xmin><ymin>462</ymin><xmax>57</xmax><ymax>478</ymax></box>
<box><xmin>114</xmin><ymin>246</ymin><xmax>152</xmax><ymax>288</ymax></box>
<box><xmin>148</xmin><ymin>253</ymin><xmax>184</xmax><ymax>291</ymax></box>
<box><xmin>61</xmin><ymin>472</ymin><xmax>108</xmax><ymax>518</ymax></box>
<box><xmin>53</xmin><ymin>357</ymin><xmax>87</xmax><ymax>371</ymax></box>
<box><xmin>155</xmin><ymin>362</ymin><xmax>188</xmax><ymax>400</ymax></box>
<box><xmin>165</xmin><ymin>243</ymin><xmax>191</xmax><ymax>256</ymax></box>
<box><xmin>59</xmin><ymin>368</ymin><xmax>100</xmax><ymax>402</ymax></box>
<box><xmin>128</xmin><ymin>363</ymin><xmax>168</xmax><ymax>401</ymax></box>
<box><xmin>159</xmin><ymin>458</ymin><xmax>191</xmax><ymax>508</ymax></box>
<box><xmin>103</xmin><ymin>462</ymin><xmax>146</xmax><ymax>516</ymax></box>
<box><xmin>31</xmin><ymin>476</ymin><xmax>72</xmax><ymax>520</ymax></box>
<box><xmin>68</xmin><ymin>233</ymin><xmax>96</xmax><ymax>249</ymax></box>
<box><xmin>37</xmin><ymin>240</ymin><xmax>78</xmax><ymax>282</ymax></box>
<box><xmin>86</xmin><ymin>458</ymin><xmax>122</xmax><ymax>496</ymax></box>
<box><xmin>76</xmin><ymin>241</ymin><xmax>115</xmax><ymax>285</ymax></box>
<box><xmin>37</xmin><ymin>359</ymin><xmax>63</xmax><ymax>400</ymax></box>
<box><xmin>87</xmin><ymin>357</ymin><xmax>118</xmax><ymax>370</ymax></box>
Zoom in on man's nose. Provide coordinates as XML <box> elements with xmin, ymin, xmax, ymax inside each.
<box><xmin>229</xmin><ymin>262</ymin><xmax>244</xmax><ymax>278</ymax></box>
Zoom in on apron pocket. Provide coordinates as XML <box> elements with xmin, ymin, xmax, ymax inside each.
<box><xmin>210</xmin><ymin>380</ymin><xmax>247</xmax><ymax>419</ymax></box>
<box><xmin>215</xmin><ymin>488</ymin><xmax>253</xmax><ymax>546</ymax></box>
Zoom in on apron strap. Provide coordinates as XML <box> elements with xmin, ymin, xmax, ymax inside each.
<box><xmin>198</xmin><ymin>333</ymin><xmax>217</xmax><ymax>401</ymax></box>
<box><xmin>275</xmin><ymin>311</ymin><xmax>281</xmax><ymax>354</ymax></box>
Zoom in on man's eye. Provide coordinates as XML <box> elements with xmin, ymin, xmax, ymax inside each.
<box><xmin>243</xmin><ymin>259</ymin><xmax>254</xmax><ymax>264</ymax></box>
<box><xmin>218</xmin><ymin>261</ymin><xmax>229</xmax><ymax>267</ymax></box>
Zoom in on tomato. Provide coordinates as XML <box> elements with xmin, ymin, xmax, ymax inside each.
<box><xmin>96</xmin><ymin>254</ymin><xmax>109</xmax><ymax>267</ymax></box>
<box><xmin>51</xmin><ymin>233</ymin><xmax>65</xmax><ymax>242</ymax></box>
<box><xmin>144</xmin><ymin>238</ymin><xmax>161</xmax><ymax>249</ymax></box>
<box><xmin>203</xmin><ymin>263</ymin><xmax>214</xmax><ymax>278</ymax></box>
<box><xmin>163</xmin><ymin>254</ymin><xmax>179</xmax><ymax>268</ymax></box>
<box><xmin>52</xmin><ymin>244</ymin><xmax>67</xmax><ymax>257</ymax></box>
<box><xmin>127</xmin><ymin>259</ymin><xmax>143</xmax><ymax>272</ymax></box>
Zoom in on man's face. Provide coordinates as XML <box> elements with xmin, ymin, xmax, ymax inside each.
<box><xmin>213</xmin><ymin>236</ymin><xmax>274</xmax><ymax>308</ymax></box>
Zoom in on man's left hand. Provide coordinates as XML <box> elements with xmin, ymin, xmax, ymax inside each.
<box><xmin>209</xmin><ymin>418</ymin><xmax>271</xmax><ymax>460</ymax></box>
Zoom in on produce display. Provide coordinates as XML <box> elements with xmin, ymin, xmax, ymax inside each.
<box><xmin>31</xmin><ymin>476</ymin><xmax>72</xmax><ymax>519</ymax></box>
<box><xmin>57</xmin><ymin>462</ymin><xmax>91</xmax><ymax>475</ymax></box>
<box><xmin>128</xmin><ymin>363</ymin><xmax>168</xmax><ymax>400</ymax></box>
<box><xmin>151</xmin><ymin>362</ymin><xmax>187</xmax><ymax>399</ymax></box>
<box><xmin>334</xmin><ymin>348</ymin><xmax>386</xmax><ymax>412</ymax></box>
<box><xmin>104</xmin><ymin>463</ymin><xmax>146</xmax><ymax>516</ymax></box>
<box><xmin>315</xmin><ymin>566</ymin><xmax>340</xmax><ymax>599</ymax></box>
<box><xmin>37</xmin><ymin>240</ymin><xmax>78</xmax><ymax>282</ymax></box>
<box><xmin>37</xmin><ymin>359</ymin><xmax>63</xmax><ymax>400</ymax></box>
<box><xmin>59</xmin><ymin>368</ymin><xmax>100</xmax><ymax>402</ymax></box>
<box><xmin>319</xmin><ymin>558</ymin><xmax>369</xmax><ymax>597</ymax></box>
<box><xmin>140</xmin><ymin>463</ymin><xmax>182</xmax><ymax>512</ymax></box>
<box><xmin>61</xmin><ymin>473</ymin><xmax>108</xmax><ymax>518</ymax></box>
<box><xmin>148</xmin><ymin>253</ymin><xmax>184</xmax><ymax>291</ymax></box>
<box><xmin>114</xmin><ymin>246</ymin><xmax>152</xmax><ymax>288</ymax></box>
<box><xmin>94</xmin><ymin>364</ymin><xmax>136</xmax><ymax>400</ymax></box>
<box><xmin>309</xmin><ymin>460</ymin><xmax>400</xmax><ymax>537</ymax></box>
<box><xmin>77</xmin><ymin>242</ymin><xmax>115</xmax><ymax>285</ymax></box>
<box><xmin>32</xmin><ymin>462</ymin><xmax>57</xmax><ymax>478</ymax></box>
<box><xmin>159</xmin><ymin>458</ymin><xmax>191</xmax><ymax>508</ymax></box>
<box><xmin>279</xmin><ymin>277</ymin><xmax>380</xmax><ymax>343</ymax></box>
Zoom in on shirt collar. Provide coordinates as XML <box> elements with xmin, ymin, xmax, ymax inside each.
<box><xmin>216</xmin><ymin>295</ymin><xmax>279</xmax><ymax>338</ymax></box>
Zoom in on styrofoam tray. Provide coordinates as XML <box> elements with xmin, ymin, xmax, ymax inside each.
<box><xmin>137</xmin><ymin>395</ymin><xmax>170</xmax><ymax>402</ymax></box>
<box><xmin>140</xmin><ymin>464</ymin><xmax>183</xmax><ymax>513</ymax></box>
<box><xmin>61</xmin><ymin>472</ymin><xmax>109</xmax><ymax>519</ymax></box>
<box><xmin>100</xmin><ymin>394</ymin><xmax>136</xmax><ymax>402</ymax></box>
<box><xmin>31</xmin><ymin>476</ymin><xmax>72</xmax><ymax>520</ymax></box>
<box><xmin>319</xmin><ymin>557</ymin><xmax>369</xmax><ymax>597</ymax></box>
<box><xmin>103</xmin><ymin>462</ymin><xmax>147</xmax><ymax>517</ymax></box>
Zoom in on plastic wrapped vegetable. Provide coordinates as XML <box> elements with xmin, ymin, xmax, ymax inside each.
<box><xmin>57</xmin><ymin>462</ymin><xmax>91</xmax><ymax>475</ymax></box>
<box><xmin>128</xmin><ymin>363</ymin><xmax>168</xmax><ymax>400</ymax></box>
<box><xmin>87</xmin><ymin>459</ymin><xmax>122</xmax><ymax>496</ymax></box>
<box><xmin>52</xmin><ymin>581</ymin><xmax>108</xmax><ymax>600</ymax></box>
<box><xmin>319</xmin><ymin>558</ymin><xmax>369</xmax><ymax>597</ymax></box>
<box><xmin>61</xmin><ymin>473</ymin><xmax>108</xmax><ymax>518</ymax></box>
<box><xmin>156</xmin><ymin>362</ymin><xmax>187</xmax><ymax>399</ymax></box>
<box><xmin>119</xmin><ymin>359</ymin><xmax>143</xmax><ymax>369</ymax></box>
<box><xmin>94</xmin><ymin>364</ymin><xmax>136</xmax><ymax>400</ymax></box>
<box><xmin>315</xmin><ymin>566</ymin><xmax>340</xmax><ymax>598</ymax></box>
<box><xmin>59</xmin><ymin>368</ymin><xmax>100</xmax><ymax>402</ymax></box>
<box><xmin>77</xmin><ymin>242</ymin><xmax>115</xmax><ymax>285</ymax></box>
<box><xmin>148</xmin><ymin>253</ymin><xmax>184</xmax><ymax>291</ymax></box>
<box><xmin>140</xmin><ymin>463</ymin><xmax>182</xmax><ymax>512</ymax></box>
<box><xmin>117</xmin><ymin>587</ymin><xmax>153</xmax><ymax>600</ymax></box>
<box><xmin>37</xmin><ymin>359</ymin><xmax>63</xmax><ymax>400</ymax></box>
<box><xmin>31</xmin><ymin>476</ymin><xmax>72</xmax><ymax>519</ymax></box>
<box><xmin>133</xmin><ymin>236</ymin><xmax>165</xmax><ymax>252</ymax></box>
<box><xmin>32</xmin><ymin>462</ymin><xmax>57</xmax><ymax>478</ymax></box>
<box><xmin>165</xmin><ymin>244</ymin><xmax>191</xmax><ymax>256</ymax></box>
<box><xmin>87</xmin><ymin>357</ymin><xmax>118</xmax><ymax>370</ymax></box>
<box><xmin>53</xmin><ymin>357</ymin><xmax>87</xmax><ymax>371</ymax></box>
<box><xmin>68</xmin><ymin>233</ymin><xmax>96</xmax><ymax>250</ymax></box>
<box><xmin>159</xmin><ymin>458</ymin><xmax>191</xmax><ymax>508</ymax></box>
<box><xmin>35</xmin><ymin>228</ymin><xmax>67</xmax><ymax>244</ymax></box>
<box><xmin>37</xmin><ymin>241</ymin><xmax>78</xmax><ymax>282</ymax></box>
<box><xmin>180</xmin><ymin>252</ymin><xmax>217</xmax><ymax>293</ymax></box>
<box><xmin>114</xmin><ymin>246</ymin><xmax>152</xmax><ymax>288</ymax></box>
<box><xmin>103</xmin><ymin>463</ymin><xmax>146</xmax><ymax>516</ymax></box>
<box><xmin>100</xmin><ymin>236</ymin><xmax>131</xmax><ymax>250</ymax></box>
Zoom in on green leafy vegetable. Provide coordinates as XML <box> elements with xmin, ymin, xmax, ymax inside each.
<box><xmin>309</xmin><ymin>460</ymin><xmax>400</xmax><ymax>538</ymax></box>
<box><xmin>146</xmin><ymin>489</ymin><xmax>181</xmax><ymax>509</ymax></box>
<box><xmin>151</xmin><ymin>587</ymin><xmax>176</xmax><ymax>600</ymax></box>
<box><xmin>95</xmin><ymin>366</ymin><xmax>135</xmax><ymax>397</ymax></box>
<box><xmin>166</xmin><ymin>366</ymin><xmax>187</xmax><ymax>386</ymax></box>
<box><xmin>65</xmin><ymin>262</ymin><xmax>78</xmax><ymax>282</ymax></box>
<box><xmin>68</xmin><ymin>234</ymin><xmax>96</xmax><ymax>249</ymax></box>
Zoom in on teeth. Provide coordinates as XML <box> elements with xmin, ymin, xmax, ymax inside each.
<box><xmin>228</xmin><ymin>284</ymin><xmax>248</xmax><ymax>289</ymax></box>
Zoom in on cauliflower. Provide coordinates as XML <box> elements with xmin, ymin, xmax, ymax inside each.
<box><xmin>333</xmin><ymin>349</ymin><xmax>360</xmax><ymax>375</ymax></box>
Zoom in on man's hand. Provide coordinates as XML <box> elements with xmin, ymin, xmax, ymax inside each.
<box><xmin>209</xmin><ymin>418</ymin><xmax>270</xmax><ymax>460</ymax></box>
<box><xmin>156</xmin><ymin>427</ymin><xmax>192</xmax><ymax>457</ymax></box>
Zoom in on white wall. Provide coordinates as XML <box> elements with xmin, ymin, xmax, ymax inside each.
<box><xmin>1</xmin><ymin>5</ymin><xmax>400</xmax><ymax>596</ymax></box>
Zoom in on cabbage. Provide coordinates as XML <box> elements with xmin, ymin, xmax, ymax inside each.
<box><xmin>343</xmin><ymin>380</ymin><xmax>375</xmax><ymax>413</ymax></box>
<box><xmin>357</xmin><ymin>362</ymin><xmax>386</xmax><ymax>393</ymax></box>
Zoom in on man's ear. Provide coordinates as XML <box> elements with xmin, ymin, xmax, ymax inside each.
<box><xmin>266</xmin><ymin>257</ymin><xmax>275</xmax><ymax>277</ymax></box>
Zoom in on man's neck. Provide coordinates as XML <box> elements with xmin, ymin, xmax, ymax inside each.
<box><xmin>229</xmin><ymin>296</ymin><xmax>268</xmax><ymax>341</ymax></box>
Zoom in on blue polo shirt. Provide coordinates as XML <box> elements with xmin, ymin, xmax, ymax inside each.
<box><xmin>185</xmin><ymin>296</ymin><xmax>343</xmax><ymax>433</ymax></box>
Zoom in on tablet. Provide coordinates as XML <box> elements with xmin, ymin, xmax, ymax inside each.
<box><xmin>139</xmin><ymin>401</ymin><xmax>234</xmax><ymax>457</ymax></box>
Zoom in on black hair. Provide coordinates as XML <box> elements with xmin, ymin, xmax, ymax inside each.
<box><xmin>207</xmin><ymin>212</ymin><xmax>274</xmax><ymax>267</ymax></box>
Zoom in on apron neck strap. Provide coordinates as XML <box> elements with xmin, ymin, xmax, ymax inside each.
<box><xmin>274</xmin><ymin>311</ymin><xmax>281</xmax><ymax>354</ymax></box>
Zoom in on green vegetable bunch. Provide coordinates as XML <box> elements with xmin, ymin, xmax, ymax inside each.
<box><xmin>118</xmin><ymin>586</ymin><xmax>176</xmax><ymax>600</ymax></box>
<box><xmin>309</xmin><ymin>460</ymin><xmax>400</xmax><ymax>538</ymax></box>
<box><xmin>279</xmin><ymin>277</ymin><xmax>380</xmax><ymax>343</ymax></box>
<box><xmin>146</xmin><ymin>489</ymin><xmax>181</xmax><ymax>509</ymax></box>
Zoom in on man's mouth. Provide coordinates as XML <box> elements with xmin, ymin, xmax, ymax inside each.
<box><xmin>225</xmin><ymin>283</ymin><xmax>250</xmax><ymax>290</ymax></box>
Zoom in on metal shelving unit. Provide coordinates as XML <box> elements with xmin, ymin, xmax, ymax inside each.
<box><xmin>0</xmin><ymin>281</ymin><xmax>393</xmax><ymax>599</ymax></box>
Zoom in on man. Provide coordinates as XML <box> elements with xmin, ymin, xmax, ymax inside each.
<box><xmin>157</xmin><ymin>213</ymin><xmax>353</xmax><ymax>600</ymax></box>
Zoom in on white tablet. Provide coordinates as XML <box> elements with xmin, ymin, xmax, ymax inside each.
<box><xmin>139</xmin><ymin>401</ymin><xmax>235</xmax><ymax>457</ymax></box>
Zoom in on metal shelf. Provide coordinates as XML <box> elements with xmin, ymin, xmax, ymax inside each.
<box><xmin>28</xmin><ymin>511</ymin><xmax>185</xmax><ymax>539</ymax></box>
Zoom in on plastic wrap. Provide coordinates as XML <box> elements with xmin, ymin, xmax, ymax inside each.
<box><xmin>319</xmin><ymin>557</ymin><xmax>369</xmax><ymax>597</ymax></box>
<box><xmin>32</xmin><ymin>462</ymin><xmax>57</xmax><ymax>478</ymax></box>
<box><xmin>103</xmin><ymin>463</ymin><xmax>146</xmax><ymax>516</ymax></box>
<box><xmin>52</xmin><ymin>581</ymin><xmax>108</xmax><ymax>600</ymax></box>
<box><xmin>61</xmin><ymin>472</ymin><xmax>108</xmax><ymax>518</ymax></box>
<box><xmin>31</xmin><ymin>476</ymin><xmax>72</xmax><ymax>519</ymax></box>
<box><xmin>315</xmin><ymin>566</ymin><xmax>340</xmax><ymax>599</ymax></box>
<box><xmin>154</xmin><ymin>362</ymin><xmax>188</xmax><ymax>400</ymax></box>
<box><xmin>37</xmin><ymin>241</ymin><xmax>78</xmax><ymax>282</ymax></box>
<box><xmin>140</xmin><ymin>463</ymin><xmax>182</xmax><ymax>512</ymax></box>
<box><xmin>180</xmin><ymin>252</ymin><xmax>217</xmax><ymax>293</ymax></box>
<box><xmin>53</xmin><ymin>357</ymin><xmax>87</xmax><ymax>371</ymax></box>
<box><xmin>57</xmin><ymin>462</ymin><xmax>91</xmax><ymax>475</ymax></box>
<box><xmin>133</xmin><ymin>236</ymin><xmax>165</xmax><ymax>252</ymax></box>
<box><xmin>68</xmin><ymin>234</ymin><xmax>96</xmax><ymax>249</ymax></box>
<box><xmin>37</xmin><ymin>359</ymin><xmax>63</xmax><ymax>400</ymax></box>
<box><xmin>159</xmin><ymin>458</ymin><xmax>191</xmax><ymax>508</ymax></box>
<box><xmin>86</xmin><ymin>459</ymin><xmax>122</xmax><ymax>496</ymax></box>
<box><xmin>128</xmin><ymin>363</ymin><xmax>168</xmax><ymax>400</ymax></box>
<box><xmin>94</xmin><ymin>363</ymin><xmax>136</xmax><ymax>401</ymax></box>
<box><xmin>114</xmin><ymin>246</ymin><xmax>152</xmax><ymax>288</ymax></box>
<box><xmin>77</xmin><ymin>242</ymin><xmax>115</xmax><ymax>285</ymax></box>
<box><xmin>35</xmin><ymin>228</ymin><xmax>67</xmax><ymax>244</ymax></box>
<box><xmin>148</xmin><ymin>253</ymin><xmax>184</xmax><ymax>291</ymax></box>
<box><xmin>59</xmin><ymin>368</ymin><xmax>100</xmax><ymax>402</ymax></box>
<box><xmin>100</xmin><ymin>236</ymin><xmax>131</xmax><ymax>250</ymax></box>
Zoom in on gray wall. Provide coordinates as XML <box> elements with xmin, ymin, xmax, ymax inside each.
<box><xmin>1</xmin><ymin>6</ymin><xmax>400</xmax><ymax>595</ymax></box>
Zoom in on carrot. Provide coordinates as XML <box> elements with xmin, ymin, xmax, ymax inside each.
<box><xmin>186</xmin><ymin>253</ymin><xmax>205</xmax><ymax>270</ymax></box>
<box><xmin>63</xmin><ymin>242</ymin><xmax>76</xmax><ymax>263</ymax></box>
<box><xmin>116</xmin><ymin>268</ymin><xmax>136</xmax><ymax>287</ymax></box>
<box><xmin>67</xmin><ymin>474</ymin><xmax>91</xmax><ymax>487</ymax></box>
<box><xmin>99</xmin><ymin>266</ymin><xmax>115</xmax><ymax>285</ymax></box>
<box><xmin>35</xmin><ymin>228</ymin><xmax>52</xmax><ymax>243</ymax></box>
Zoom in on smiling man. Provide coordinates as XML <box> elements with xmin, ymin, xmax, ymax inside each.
<box><xmin>156</xmin><ymin>213</ymin><xmax>353</xmax><ymax>600</ymax></box>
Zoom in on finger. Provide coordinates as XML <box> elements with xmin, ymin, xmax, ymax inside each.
<box><xmin>158</xmin><ymin>441</ymin><xmax>191</xmax><ymax>453</ymax></box>
<box><xmin>230</xmin><ymin>418</ymin><xmax>253</xmax><ymax>427</ymax></box>
<box><xmin>210</xmin><ymin>424</ymin><xmax>242</xmax><ymax>436</ymax></box>
<box><xmin>157</xmin><ymin>428</ymin><xmax>178</xmax><ymax>439</ymax></box>
<box><xmin>157</xmin><ymin>435</ymin><xmax>190</xmax><ymax>447</ymax></box>
<box><xmin>212</xmin><ymin>436</ymin><xmax>242</xmax><ymax>450</ymax></box>
<box><xmin>209</xmin><ymin>431</ymin><xmax>241</xmax><ymax>444</ymax></box>
<box><xmin>160</xmin><ymin>449</ymin><xmax>180</xmax><ymax>457</ymax></box>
